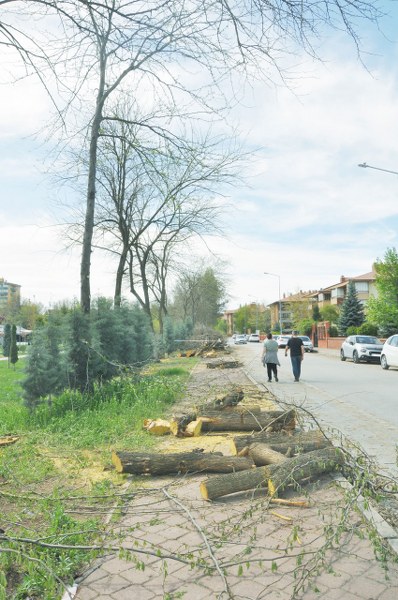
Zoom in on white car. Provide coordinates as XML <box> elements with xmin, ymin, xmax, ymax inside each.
<box><xmin>380</xmin><ymin>334</ymin><xmax>398</xmax><ymax>369</ymax></box>
<box><xmin>340</xmin><ymin>335</ymin><xmax>383</xmax><ymax>363</ymax></box>
<box><xmin>248</xmin><ymin>333</ymin><xmax>260</xmax><ymax>342</ymax></box>
<box><xmin>234</xmin><ymin>334</ymin><xmax>247</xmax><ymax>345</ymax></box>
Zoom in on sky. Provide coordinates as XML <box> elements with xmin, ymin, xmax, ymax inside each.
<box><xmin>2</xmin><ymin>2</ymin><xmax>398</xmax><ymax>311</ymax></box>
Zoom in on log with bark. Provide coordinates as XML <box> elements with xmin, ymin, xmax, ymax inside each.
<box><xmin>200</xmin><ymin>409</ymin><xmax>296</xmax><ymax>432</ymax></box>
<box><xmin>112</xmin><ymin>450</ymin><xmax>256</xmax><ymax>475</ymax></box>
<box><xmin>196</xmin><ymin>405</ymin><xmax>262</xmax><ymax>417</ymax></box>
<box><xmin>232</xmin><ymin>430</ymin><xmax>329</xmax><ymax>454</ymax></box>
<box><xmin>214</xmin><ymin>387</ymin><xmax>244</xmax><ymax>407</ymax></box>
<box><xmin>199</xmin><ymin>446</ymin><xmax>344</xmax><ymax>501</ymax></box>
<box><xmin>169</xmin><ymin>413</ymin><xmax>197</xmax><ymax>437</ymax></box>
<box><xmin>238</xmin><ymin>443</ymin><xmax>288</xmax><ymax>466</ymax></box>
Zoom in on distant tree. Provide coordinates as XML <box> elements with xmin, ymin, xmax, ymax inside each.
<box><xmin>18</xmin><ymin>300</ymin><xmax>45</xmax><ymax>330</ymax></box>
<box><xmin>171</xmin><ymin>266</ymin><xmax>227</xmax><ymax>328</ymax></box>
<box><xmin>215</xmin><ymin>318</ymin><xmax>228</xmax><ymax>335</ymax></box>
<box><xmin>10</xmin><ymin>325</ymin><xmax>18</xmax><ymax>367</ymax></box>
<box><xmin>2</xmin><ymin>324</ymin><xmax>11</xmax><ymax>358</ymax></box>
<box><xmin>366</xmin><ymin>248</ymin><xmax>398</xmax><ymax>337</ymax></box>
<box><xmin>312</xmin><ymin>304</ymin><xmax>321</xmax><ymax>322</ymax></box>
<box><xmin>297</xmin><ymin>318</ymin><xmax>313</xmax><ymax>336</ymax></box>
<box><xmin>338</xmin><ymin>281</ymin><xmax>365</xmax><ymax>336</ymax></box>
<box><xmin>320</xmin><ymin>305</ymin><xmax>340</xmax><ymax>325</ymax></box>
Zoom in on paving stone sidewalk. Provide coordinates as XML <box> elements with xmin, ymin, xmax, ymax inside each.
<box><xmin>73</xmin><ymin>358</ymin><xmax>398</xmax><ymax>600</ymax></box>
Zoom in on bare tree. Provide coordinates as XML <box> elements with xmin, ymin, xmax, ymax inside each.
<box><xmin>1</xmin><ymin>0</ymin><xmax>383</xmax><ymax>312</ymax></box>
<box><xmin>91</xmin><ymin>116</ymin><xmax>239</xmax><ymax>329</ymax></box>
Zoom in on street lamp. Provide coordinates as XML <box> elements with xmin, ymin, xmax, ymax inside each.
<box><xmin>358</xmin><ymin>162</ymin><xmax>398</xmax><ymax>176</ymax></box>
<box><xmin>264</xmin><ymin>272</ymin><xmax>282</xmax><ymax>334</ymax></box>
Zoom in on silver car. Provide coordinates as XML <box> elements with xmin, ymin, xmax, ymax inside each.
<box><xmin>340</xmin><ymin>335</ymin><xmax>383</xmax><ymax>363</ymax></box>
<box><xmin>234</xmin><ymin>334</ymin><xmax>247</xmax><ymax>345</ymax></box>
<box><xmin>298</xmin><ymin>335</ymin><xmax>314</xmax><ymax>352</ymax></box>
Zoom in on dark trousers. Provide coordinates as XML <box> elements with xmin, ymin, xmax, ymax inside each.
<box><xmin>266</xmin><ymin>363</ymin><xmax>278</xmax><ymax>380</ymax></box>
<box><xmin>291</xmin><ymin>356</ymin><xmax>302</xmax><ymax>380</ymax></box>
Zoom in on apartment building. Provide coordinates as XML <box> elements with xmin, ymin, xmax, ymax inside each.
<box><xmin>0</xmin><ymin>278</ymin><xmax>21</xmax><ymax>311</ymax></box>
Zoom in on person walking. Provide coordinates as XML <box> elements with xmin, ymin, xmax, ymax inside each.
<box><xmin>261</xmin><ymin>333</ymin><xmax>280</xmax><ymax>382</ymax></box>
<box><xmin>285</xmin><ymin>331</ymin><xmax>304</xmax><ymax>382</ymax></box>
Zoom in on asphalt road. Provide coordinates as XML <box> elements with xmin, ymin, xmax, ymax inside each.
<box><xmin>231</xmin><ymin>339</ymin><xmax>398</xmax><ymax>477</ymax></box>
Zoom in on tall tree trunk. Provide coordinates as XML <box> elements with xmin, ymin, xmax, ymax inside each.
<box><xmin>80</xmin><ymin>51</ymin><xmax>107</xmax><ymax>313</ymax></box>
<box><xmin>114</xmin><ymin>246</ymin><xmax>128</xmax><ymax>308</ymax></box>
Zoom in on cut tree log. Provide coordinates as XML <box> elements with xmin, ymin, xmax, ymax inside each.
<box><xmin>112</xmin><ymin>450</ymin><xmax>256</xmax><ymax>475</ymax></box>
<box><xmin>142</xmin><ymin>419</ymin><xmax>171</xmax><ymax>435</ymax></box>
<box><xmin>214</xmin><ymin>387</ymin><xmax>244</xmax><ymax>407</ymax></box>
<box><xmin>199</xmin><ymin>446</ymin><xmax>344</xmax><ymax>501</ymax></box>
<box><xmin>196</xmin><ymin>405</ymin><xmax>262</xmax><ymax>417</ymax></box>
<box><xmin>232</xmin><ymin>430</ymin><xmax>329</xmax><ymax>454</ymax></box>
<box><xmin>184</xmin><ymin>420</ymin><xmax>203</xmax><ymax>437</ymax></box>
<box><xmin>245</xmin><ymin>443</ymin><xmax>288</xmax><ymax>466</ymax></box>
<box><xmin>169</xmin><ymin>413</ymin><xmax>197</xmax><ymax>437</ymax></box>
<box><xmin>200</xmin><ymin>409</ymin><xmax>295</xmax><ymax>432</ymax></box>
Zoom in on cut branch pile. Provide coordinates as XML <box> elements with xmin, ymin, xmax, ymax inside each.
<box><xmin>206</xmin><ymin>359</ymin><xmax>241</xmax><ymax>369</ymax></box>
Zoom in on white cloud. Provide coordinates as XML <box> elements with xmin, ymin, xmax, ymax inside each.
<box><xmin>1</xmin><ymin>10</ymin><xmax>398</xmax><ymax>311</ymax></box>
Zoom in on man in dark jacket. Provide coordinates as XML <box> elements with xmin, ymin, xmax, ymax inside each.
<box><xmin>285</xmin><ymin>331</ymin><xmax>304</xmax><ymax>382</ymax></box>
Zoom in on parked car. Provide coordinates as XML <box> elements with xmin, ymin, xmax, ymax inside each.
<box><xmin>380</xmin><ymin>334</ymin><xmax>398</xmax><ymax>369</ymax></box>
<box><xmin>234</xmin><ymin>334</ymin><xmax>247</xmax><ymax>345</ymax></box>
<box><xmin>340</xmin><ymin>335</ymin><xmax>383</xmax><ymax>363</ymax></box>
<box><xmin>248</xmin><ymin>333</ymin><xmax>260</xmax><ymax>343</ymax></box>
<box><xmin>298</xmin><ymin>335</ymin><xmax>314</xmax><ymax>352</ymax></box>
<box><xmin>277</xmin><ymin>335</ymin><xmax>291</xmax><ymax>348</ymax></box>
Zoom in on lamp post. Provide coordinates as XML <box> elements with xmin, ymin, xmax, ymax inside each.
<box><xmin>264</xmin><ymin>272</ymin><xmax>282</xmax><ymax>334</ymax></box>
<box><xmin>358</xmin><ymin>162</ymin><xmax>398</xmax><ymax>176</ymax></box>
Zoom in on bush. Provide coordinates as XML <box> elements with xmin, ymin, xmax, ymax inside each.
<box><xmin>357</xmin><ymin>323</ymin><xmax>379</xmax><ymax>336</ymax></box>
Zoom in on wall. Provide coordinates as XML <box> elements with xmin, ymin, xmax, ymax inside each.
<box><xmin>317</xmin><ymin>336</ymin><xmax>345</xmax><ymax>350</ymax></box>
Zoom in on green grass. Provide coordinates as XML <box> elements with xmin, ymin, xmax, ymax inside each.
<box><xmin>0</xmin><ymin>355</ymin><xmax>197</xmax><ymax>600</ymax></box>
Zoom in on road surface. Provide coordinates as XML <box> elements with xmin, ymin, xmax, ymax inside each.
<box><xmin>231</xmin><ymin>340</ymin><xmax>398</xmax><ymax>477</ymax></box>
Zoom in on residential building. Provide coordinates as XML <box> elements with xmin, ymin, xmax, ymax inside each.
<box><xmin>313</xmin><ymin>267</ymin><xmax>377</xmax><ymax>309</ymax></box>
<box><xmin>0</xmin><ymin>278</ymin><xmax>21</xmax><ymax>313</ymax></box>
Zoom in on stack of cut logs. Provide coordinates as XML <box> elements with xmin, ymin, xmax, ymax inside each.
<box><xmin>112</xmin><ymin>387</ymin><xmax>344</xmax><ymax>501</ymax></box>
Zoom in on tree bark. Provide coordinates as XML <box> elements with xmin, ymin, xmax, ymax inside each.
<box><xmin>232</xmin><ymin>430</ymin><xmax>328</xmax><ymax>454</ymax></box>
<box><xmin>112</xmin><ymin>451</ymin><xmax>255</xmax><ymax>475</ymax></box>
<box><xmin>200</xmin><ymin>409</ymin><xmax>296</xmax><ymax>432</ymax></box>
<box><xmin>200</xmin><ymin>447</ymin><xmax>344</xmax><ymax>501</ymax></box>
<box><xmin>196</xmin><ymin>405</ymin><xmax>262</xmax><ymax>417</ymax></box>
<box><xmin>242</xmin><ymin>443</ymin><xmax>288</xmax><ymax>466</ymax></box>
